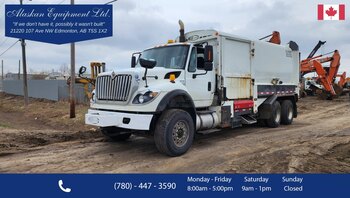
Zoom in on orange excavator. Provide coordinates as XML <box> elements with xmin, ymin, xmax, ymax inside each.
<box><xmin>337</xmin><ymin>72</ymin><xmax>350</xmax><ymax>88</ymax></box>
<box><xmin>300</xmin><ymin>41</ymin><xmax>346</xmax><ymax>99</ymax></box>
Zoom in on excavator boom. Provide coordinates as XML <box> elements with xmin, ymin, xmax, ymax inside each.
<box><xmin>307</xmin><ymin>40</ymin><xmax>326</xmax><ymax>59</ymax></box>
<box><xmin>326</xmin><ymin>50</ymin><xmax>341</xmax><ymax>83</ymax></box>
<box><xmin>312</xmin><ymin>60</ymin><xmax>336</xmax><ymax>95</ymax></box>
<box><xmin>338</xmin><ymin>72</ymin><xmax>349</xmax><ymax>88</ymax></box>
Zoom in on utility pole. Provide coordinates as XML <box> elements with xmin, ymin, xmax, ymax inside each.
<box><xmin>1</xmin><ymin>60</ymin><xmax>3</xmax><ymax>80</ymax></box>
<box><xmin>69</xmin><ymin>0</ymin><xmax>76</xmax><ymax>118</ymax></box>
<box><xmin>20</xmin><ymin>0</ymin><xmax>29</xmax><ymax>107</ymax></box>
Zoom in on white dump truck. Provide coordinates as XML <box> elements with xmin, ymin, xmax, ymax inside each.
<box><xmin>85</xmin><ymin>21</ymin><xmax>300</xmax><ymax>156</ymax></box>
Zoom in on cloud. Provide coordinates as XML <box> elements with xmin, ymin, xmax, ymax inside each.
<box><xmin>0</xmin><ymin>0</ymin><xmax>349</xmax><ymax>75</ymax></box>
<box><xmin>237</xmin><ymin>0</ymin><xmax>350</xmax><ymax>62</ymax></box>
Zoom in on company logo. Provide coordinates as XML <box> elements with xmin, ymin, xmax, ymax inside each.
<box><xmin>318</xmin><ymin>4</ymin><xmax>345</xmax><ymax>20</ymax></box>
<box><xmin>111</xmin><ymin>71</ymin><xmax>116</xmax><ymax>80</ymax></box>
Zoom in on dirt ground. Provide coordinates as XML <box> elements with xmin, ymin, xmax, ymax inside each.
<box><xmin>0</xmin><ymin>92</ymin><xmax>349</xmax><ymax>173</ymax></box>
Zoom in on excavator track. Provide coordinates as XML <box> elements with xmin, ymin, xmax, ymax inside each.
<box><xmin>318</xmin><ymin>91</ymin><xmax>333</xmax><ymax>100</ymax></box>
<box><xmin>318</xmin><ymin>84</ymin><xmax>342</xmax><ymax>100</ymax></box>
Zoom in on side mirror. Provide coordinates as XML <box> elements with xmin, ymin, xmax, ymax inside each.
<box><xmin>204</xmin><ymin>62</ymin><xmax>213</xmax><ymax>71</ymax></box>
<box><xmin>131</xmin><ymin>56</ymin><xmax>136</xmax><ymax>68</ymax></box>
<box><xmin>204</xmin><ymin>45</ymin><xmax>213</xmax><ymax>62</ymax></box>
<box><xmin>139</xmin><ymin>58</ymin><xmax>157</xmax><ymax>69</ymax></box>
<box><xmin>79</xmin><ymin>66</ymin><xmax>87</xmax><ymax>76</ymax></box>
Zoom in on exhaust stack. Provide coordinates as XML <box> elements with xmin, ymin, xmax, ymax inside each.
<box><xmin>178</xmin><ymin>20</ymin><xmax>185</xmax><ymax>42</ymax></box>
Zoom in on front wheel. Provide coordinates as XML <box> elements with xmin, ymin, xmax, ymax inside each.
<box><xmin>154</xmin><ymin>109</ymin><xmax>195</xmax><ymax>157</ymax></box>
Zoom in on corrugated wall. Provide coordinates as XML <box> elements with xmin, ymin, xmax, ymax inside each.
<box><xmin>3</xmin><ymin>80</ymin><xmax>88</xmax><ymax>103</ymax></box>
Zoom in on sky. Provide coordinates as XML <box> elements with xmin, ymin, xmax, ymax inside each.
<box><xmin>0</xmin><ymin>0</ymin><xmax>349</xmax><ymax>76</ymax></box>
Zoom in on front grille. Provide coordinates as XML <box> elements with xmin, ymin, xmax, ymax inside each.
<box><xmin>96</xmin><ymin>75</ymin><xmax>132</xmax><ymax>101</ymax></box>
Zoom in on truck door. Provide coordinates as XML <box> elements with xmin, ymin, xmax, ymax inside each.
<box><xmin>185</xmin><ymin>47</ymin><xmax>214</xmax><ymax>107</ymax></box>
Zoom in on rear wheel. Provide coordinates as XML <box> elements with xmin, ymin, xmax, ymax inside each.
<box><xmin>257</xmin><ymin>119</ymin><xmax>267</xmax><ymax>127</ymax></box>
<box><xmin>154</xmin><ymin>109</ymin><xmax>194</xmax><ymax>157</ymax></box>
<box><xmin>281</xmin><ymin>100</ymin><xmax>293</xmax><ymax>125</ymax></box>
<box><xmin>101</xmin><ymin>127</ymin><xmax>132</xmax><ymax>141</ymax></box>
<box><xmin>266</xmin><ymin>101</ymin><xmax>281</xmax><ymax>128</ymax></box>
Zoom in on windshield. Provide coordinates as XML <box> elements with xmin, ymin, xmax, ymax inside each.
<box><xmin>138</xmin><ymin>45</ymin><xmax>189</xmax><ymax>69</ymax></box>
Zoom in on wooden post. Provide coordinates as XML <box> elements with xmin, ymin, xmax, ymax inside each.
<box><xmin>69</xmin><ymin>0</ymin><xmax>76</xmax><ymax>118</ymax></box>
<box><xmin>1</xmin><ymin>60</ymin><xmax>3</xmax><ymax>80</ymax></box>
<box><xmin>18</xmin><ymin>60</ymin><xmax>20</xmax><ymax>80</ymax></box>
<box><xmin>20</xmin><ymin>0</ymin><xmax>29</xmax><ymax>107</ymax></box>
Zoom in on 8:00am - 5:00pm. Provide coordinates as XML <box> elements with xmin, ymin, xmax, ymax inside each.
<box><xmin>114</xmin><ymin>182</ymin><xmax>176</xmax><ymax>190</ymax></box>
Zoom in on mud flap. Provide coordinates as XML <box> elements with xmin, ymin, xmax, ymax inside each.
<box><xmin>258</xmin><ymin>94</ymin><xmax>277</xmax><ymax>119</ymax></box>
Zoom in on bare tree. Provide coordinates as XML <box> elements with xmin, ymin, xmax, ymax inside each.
<box><xmin>59</xmin><ymin>63</ymin><xmax>69</xmax><ymax>75</ymax></box>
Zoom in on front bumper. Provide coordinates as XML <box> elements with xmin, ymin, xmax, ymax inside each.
<box><xmin>85</xmin><ymin>109</ymin><xmax>154</xmax><ymax>130</ymax></box>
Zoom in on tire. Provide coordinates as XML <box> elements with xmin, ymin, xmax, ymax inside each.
<box><xmin>281</xmin><ymin>100</ymin><xmax>294</xmax><ymax>125</ymax></box>
<box><xmin>101</xmin><ymin>127</ymin><xmax>132</xmax><ymax>141</ymax></box>
<box><xmin>257</xmin><ymin>119</ymin><xmax>267</xmax><ymax>127</ymax></box>
<box><xmin>266</xmin><ymin>101</ymin><xmax>281</xmax><ymax>128</ymax></box>
<box><xmin>154</xmin><ymin>109</ymin><xmax>195</xmax><ymax>157</ymax></box>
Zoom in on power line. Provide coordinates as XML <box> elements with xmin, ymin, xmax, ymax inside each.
<box><xmin>0</xmin><ymin>38</ymin><xmax>9</xmax><ymax>48</ymax></box>
<box><xmin>105</xmin><ymin>0</ymin><xmax>118</xmax><ymax>5</ymax></box>
<box><xmin>0</xmin><ymin>40</ymin><xmax>20</xmax><ymax>57</ymax></box>
<box><xmin>58</xmin><ymin>0</ymin><xmax>66</xmax><ymax>4</ymax></box>
<box><xmin>56</xmin><ymin>0</ymin><xmax>117</xmax><ymax>5</ymax></box>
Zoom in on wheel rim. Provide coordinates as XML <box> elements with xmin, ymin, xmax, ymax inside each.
<box><xmin>288</xmin><ymin>106</ymin><xmax>293</xmax><ymax>120</ymax></box>
<box><xmin>275</xmin><ymin>107</ymin><xmax>281</xmax><ymax>123</ymax></box>
<box><xmin>172</xmin><ymin>120</ymin><xmax>189</xmax><ymax>147</ymax></box>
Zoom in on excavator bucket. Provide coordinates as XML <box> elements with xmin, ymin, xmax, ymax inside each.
<box><xmin>319</xmin><ymin>91</ymin><xmax>332</xmax><ymax>100</ymax></box>
<box><xmin>333</xmin><ymin>83</ymin><xmax>344</xmax><ymax>96</ymax></box>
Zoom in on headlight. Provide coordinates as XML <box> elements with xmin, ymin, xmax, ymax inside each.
<box><xmin>138</xmin><ymin>94</ymin><xmax>145</xmax><ymax>103</ymax></box>
<box><xmin>132</xmin><ymin>91</ymin><xmax>159</xmax><ymax>104</ymax></box>
<box><xmin>91</xmin><ymin>90</ymin><xmax>96</xmax><ymax>103</ymax></box>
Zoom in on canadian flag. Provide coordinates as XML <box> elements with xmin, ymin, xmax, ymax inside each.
<box><xmin>318</xmin><ymin>4</ymin><xmax>345</xmax><ymax>20</ymax></box>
